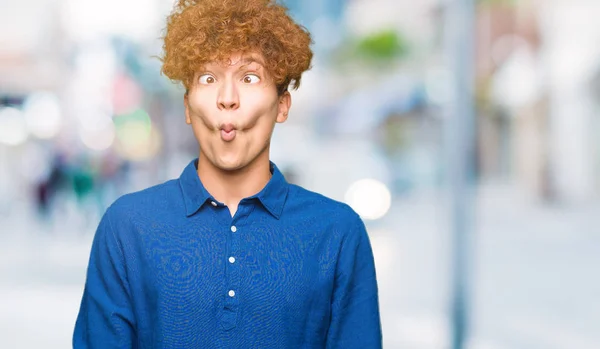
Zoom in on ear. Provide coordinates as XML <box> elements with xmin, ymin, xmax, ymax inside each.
<box><xmin>276</xmin><ymin>91</ymin><xmax>291</xmax><ymax>124</ymax></box>
<box><xmin>184</xmin><ymin>93</ymin><xmax>191</xmax><ymax>125</ymax></box>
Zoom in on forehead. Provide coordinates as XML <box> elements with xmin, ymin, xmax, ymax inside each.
<box><xmin>204</xmin><ymin>53</ymin><xmax>266</xmax><ymax>69</ymax></box>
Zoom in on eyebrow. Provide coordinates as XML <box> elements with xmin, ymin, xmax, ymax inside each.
<box><xmin>199</xmin><ymin>56</ymin><xmax>266</xmax><ymax>74</ymax></box>
<box><xmin>237</xmin><ymin>57</ymin><xmax>264</xmax><ymax>70</ymax></box>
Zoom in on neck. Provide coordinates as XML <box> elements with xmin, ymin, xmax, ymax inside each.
<box><xmin>196</xmin><ymin>151</ymin><xmax>272</xmax><ymax>217</ymax></box>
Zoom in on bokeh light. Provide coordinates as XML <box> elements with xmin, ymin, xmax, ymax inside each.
<box><xmin>114</xmin><ymin>108</ymin><xmax>161</xmax><ymax>161</ymax></box>
<box><xmin>22</xmin><ymin>92</ymin><xmax>63</xmax><ymax>139</ymax></box>
<box><xmin>79</xmin><ymin>120</ymin><xmax>116</xmax><ymax>151</ymax></box>
<box><xmin>345</xmin><ymin>178</ymin><xmax>392</xmax><ymax>220</ymax></box>
<box><xmin>0</xmin><ymin>107</ymin><xmax>29</xmax><ymax>146</ymax></box>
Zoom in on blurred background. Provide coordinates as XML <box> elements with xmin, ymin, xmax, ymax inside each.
<box><xmin>1</xmin><ymin>0</ymin><xmax>599</xmax><ymax>348</ymax></box>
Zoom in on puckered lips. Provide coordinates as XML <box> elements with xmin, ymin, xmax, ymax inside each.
<box><xmin>220</xmin><ymin>123</ymin><xmax>237</xmax><ymax>142</ymax></box>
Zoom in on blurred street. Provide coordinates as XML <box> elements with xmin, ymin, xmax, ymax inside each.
<box><xmin>3</xmin><ymin>0</ymin><xmax>600</xmax><ymax>347</ymax></box>
<box><xmin>2</xmin><ymin>181</ymin><xmax>598</xmax><ymax>349</ymax></box>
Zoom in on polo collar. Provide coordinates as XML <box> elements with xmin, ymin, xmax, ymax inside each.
<box><xmin>178</xmin><ymin>159</ymin><xmax>289</xmax><ymax>219</ymax></box>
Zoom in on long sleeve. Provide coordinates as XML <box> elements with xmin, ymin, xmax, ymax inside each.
<box><xmin>326</xmin><ymin>215</ymin><xmax>382</xmax><ymax>349</ymax></box>
<box><xmin>73</xmin><ymin>210</ymin><xmax>136</xmax><ymax>348</ymax></box>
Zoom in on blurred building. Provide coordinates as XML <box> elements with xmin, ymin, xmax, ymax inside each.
<box><xmin>475</xmin><ymin>0</ymin><xmax>600</xmax><ymax>203</ymax></box>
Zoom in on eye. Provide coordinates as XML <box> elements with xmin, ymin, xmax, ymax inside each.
<box><xmin>199</xmin><ymin>74</ymin><xmax>216</xmax><ymax>84</ymax></box>
<box><xmin>242</xmin><ymin>74</ymin><xmax>260</xmax><ymax>84</ymax></box>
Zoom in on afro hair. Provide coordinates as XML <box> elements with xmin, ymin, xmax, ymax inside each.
<box><xmin>160</xmin><ymin>0</ymin><xmax>313</xmax><ymax>94</ymax></box>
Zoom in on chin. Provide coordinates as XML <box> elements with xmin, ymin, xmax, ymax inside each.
<box><xmin>202</xmin><ymin>145</ymin><xmax>266</xmax><ymax>173</ymax></box>
<box><xmin>213</xmin><ymin>157</ymin><xmax>249</xmax><ymax>172</ymax></box>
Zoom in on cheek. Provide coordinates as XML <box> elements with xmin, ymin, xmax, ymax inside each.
<box><xmin>243</xmin><ymin>96</ymin><xmax>279</xmax><ymax>124</ymax></box>
<box><xmin>188</xmin><ymin>103</ymin><xmax>215</xmax><ymax>130</ymax></box>
<box><xmin>247</xmin><ymin>117</ymin><xmax>277</xmax><ymax>145</ymax></box>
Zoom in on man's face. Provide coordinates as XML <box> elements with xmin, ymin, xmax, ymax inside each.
<box><xmin>184</xmin><ymin>53</ymin><xmax>291</xmax><ymax>172</ymax></box>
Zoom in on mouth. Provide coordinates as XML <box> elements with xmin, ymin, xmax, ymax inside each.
<box><xmin>219</xmin><ymin>123</ymin><xmax>237</xmax><ymax>142</ymax></box>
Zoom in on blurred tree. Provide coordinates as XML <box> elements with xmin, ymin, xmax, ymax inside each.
<box><xmin>332</xmin><ymin>28</ymin><xmax>410</xmax><ymax>70</ymax></box>
<box><xmin>356</xmin><ymin>29</ymin><xmax>408</xmax><ymax>61</ymax></box>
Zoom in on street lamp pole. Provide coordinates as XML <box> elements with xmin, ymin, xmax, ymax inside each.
<box><xmin>444</xmin><ymin>0</ymin><xmax>476</xmax><ymax>348</ymax></box>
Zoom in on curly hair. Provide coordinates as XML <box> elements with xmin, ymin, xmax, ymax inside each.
<box><xmin>160</xmin><ymin>0</ymin><xmax>313</xmax><ymax>95</ymax></box>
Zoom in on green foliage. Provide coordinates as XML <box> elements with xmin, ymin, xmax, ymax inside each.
<box><xmin>330</xmin><ymin>28</ymin><xmax>410</xmax><ymax>71</ymax></box>
<box><xmin>355</xmin><ymin>29</ymin><xmax>409</xmax><ymax>61</ymax></box>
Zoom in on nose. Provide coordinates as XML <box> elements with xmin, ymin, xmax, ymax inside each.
<box><xmin>217</xmin><ymin>78</ymin><xmax>239</xmax><ymax>110</ymax></box>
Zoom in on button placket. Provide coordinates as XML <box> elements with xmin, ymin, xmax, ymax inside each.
<box><xmin>221</xmin><ymin>200</ymin><xmax>255</xmax><ymax>331</ymax></box>
<box><xmin>227</xmin><ymin>221</ymin><xmax>240</xmax><ymax>299</ymax></box>
<box><xmin>220</xmin><ymin>207</ymin><xmax>247</xmax><ymax>331</ymax></box>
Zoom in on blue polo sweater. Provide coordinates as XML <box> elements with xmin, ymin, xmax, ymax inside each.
<box><xmin>73</xmin><ymin>159</ymin><xmax>382</xmax><ymax>348</ymax></box>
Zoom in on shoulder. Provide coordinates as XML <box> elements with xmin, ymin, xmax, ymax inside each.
<box><xmin>105</xmin><ymin>179</ymin><xmax>181</xmax><ymax>220</ymax></box>
<box><xmin>287</xmin><ymin>186</ymin><xmax>376</xmax><ymax>271</ymax></box>
<box><xmin>287</xmin><ymin>184</ymin><xmax>365</xmax><ymax>233</ymax></box>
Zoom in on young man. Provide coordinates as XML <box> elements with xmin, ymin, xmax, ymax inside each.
<box><xmin>73</xmin><ymin>0</ymin><xmax>382</xmax><ymax>347</ymax></box>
